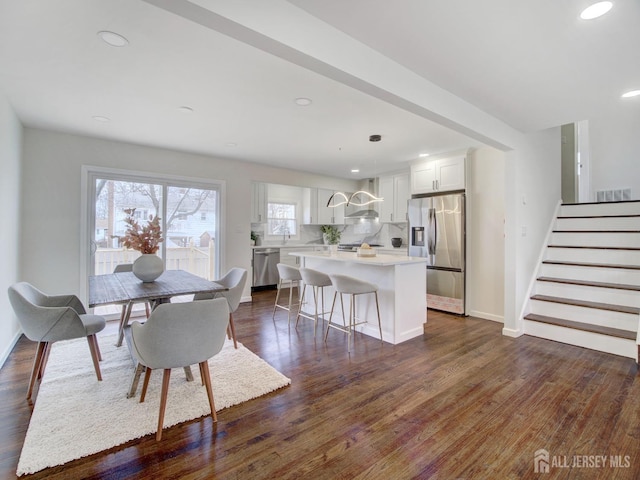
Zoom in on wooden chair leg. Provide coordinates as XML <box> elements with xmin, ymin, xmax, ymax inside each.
<box><xmin>140</xmin><ymin>367</ymin><xmax>152</xmax><ymax>403</ymax></box>
<box><xmin>27</xmin><ymin>342</ymin><xmax>47</xmax><ymax>401</ymax></box>
<box><xmin>157</xmin><ymin>369</ymin><xmax>171</xmax><ymax>441</ymax></box>
<box><xmin>198</xmin><ymin>363</ymin><xmax>205</xmax><ymax>385</ymax></box>
<box><xmin>93</xmin><ymin>335</ymin><xmax>103</xmax><ymax>361</ymax></box>
<box><xmin>145</xmin><ymin>302</ymin><xmax>151</xmax><ymax>318</ymax></box>
<box><xmin>200</xmin><ymin>361</ymin><xmax>217</xmax><ymax>423</ymax></box>
<box><xmin>38</xmin><ymin>342</ymin><xmax>52</xmax><ymax>380</ymax></box>
<box><xmin>228</xmin><ymin>313</ymin><xmax>238</xmax><ymax>349</ymax></box>
<box><xmin>87</xmin><ymin>335</ymin><xmax>103</xmax><ymax>381</ymax></box>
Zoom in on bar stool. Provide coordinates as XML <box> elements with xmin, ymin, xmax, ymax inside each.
<box><xmin>273</xmin><ymin>263</ymin><xmax>302</xmax><ymax>324</ymax></box>
<box><xmin>325</xmin><ymin>274</ymin><xmax>384</xmax><ymax>351</ymax></box>
<box><xmin>296</xmin><ymin>268</ymin><xmax>332</xmax><ymax>336</ymax></box>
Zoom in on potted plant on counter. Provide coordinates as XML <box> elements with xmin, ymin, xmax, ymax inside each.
<box><xmin>122</xmin><ymin>208</ymin><xmax>164</xmax><ymax>282</ymax></box>
<box><xmin>321</xmin><ymin>225</ymin><xmax>341</xmax><ymax>253</ymax></box>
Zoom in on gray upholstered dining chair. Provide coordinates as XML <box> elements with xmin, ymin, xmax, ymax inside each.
<box><xmin>7</xmin><ymin>282</ymin><xmax>106</xmax><ymax>403</ymax></box>
<box><xmin>130</xmin><ymin>297</ymin><xmax>230</xmax><ymax>440</ymax></box>
<box><xmin>194</xmin><ymin>268</ymin><xmax>247</xmax><ymax>349</ymax></box>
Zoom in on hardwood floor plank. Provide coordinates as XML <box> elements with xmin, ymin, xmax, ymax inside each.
<box><xmin>1</xmin><ymin>290</ymin><xmax>638</xmax><ymax>479</ymax></box>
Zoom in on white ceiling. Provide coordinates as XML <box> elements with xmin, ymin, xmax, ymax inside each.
<box><xmin>0</xmin><ymin>0</ymin><xmax>637</xmax><ymax>179</ymax></box>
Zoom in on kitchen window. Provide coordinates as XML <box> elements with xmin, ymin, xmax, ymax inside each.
<box><xmin>267</xmin><ymin>202</ymin><xmax>298</xmax><ymax>238</ymax></box>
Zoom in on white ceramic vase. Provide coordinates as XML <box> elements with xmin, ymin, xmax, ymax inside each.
<box><xmin>132</xmin><ymin>254</ymin><xmax>164</xmax><ymax>282</ymax></box>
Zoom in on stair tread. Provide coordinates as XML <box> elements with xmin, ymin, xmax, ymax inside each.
<box><xmin>530</xmin><ymin>294</ymin><xmax>640</xmax><ymax>315</ymax></box>
<box><xmin>562</xmin><ymin>200</ymin><xmax>640</xmax><ymax>206</ymax></box>
<box><xmin>524</xmin><ymin>313</ymin><xmax>636</xmax><ymax>340</ymax></box>
<box><xmin>537</xmin><ymin>276</ymin><xmax>640</xmax><ymax>292</ymax></box>
<box><xmin>558</xmin><ymin>214</ymin><xmax>640</xmax><ymax>219</ymax></box>
<box><xmin>548</xmin><ymin>245</ymin><xmax>640</xmax><ymax>251</ymax></box>
<box><xmin>553</xmin><ymin>230</ymin><xmax>640</xmax><ymax>233</ymax></box>
<box><xmin>542</xmin><ymin>260</ymin><xmax>640</xmax><ymax>270</ymax></box>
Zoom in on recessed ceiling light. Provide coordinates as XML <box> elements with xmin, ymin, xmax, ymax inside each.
<box><xmin>621</xmin><ymin>90</ymin><xmax>640</xmax><ymax>98</ymax></box>
<box><xmin>351</xmin><ymin>169</ymin><xmax>360</xmax><ymax>173</ymax></box>
<box><xmin>419</xmin><ymin>153</ymin><xmax>430</xmax><ymax>158</ymax></box>
<box><xmin>294</xmin><ymin>97</ymin><xmax>312</xmax><ymax>106</ymax></box>
<box><xmin>92</xmin><ymin>115</ymin><xmax>110</xmax><ymax>122</ymax></box>
<box><xmin>178</xmin><ymin>106</ymin><xmax>194</xmax><ymax>113</ymax></box>
<box><xmin>580</xmin><ymin>2</ymin><xmax>613</xmax><ymax>20</ymax></box>
<box><xmin>97</xmin><ymin>30</ymin><xmax>129</xmax><ymax>47</ymax></box>
<box><xmin>225</xmin><ymin>142</ymin><xmax>237</xmax><ymax>148</ymax></box>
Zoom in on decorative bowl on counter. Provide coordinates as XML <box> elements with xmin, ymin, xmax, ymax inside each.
<box><xmin>357</xmin><ymin>247</ymin><xmax>377</xmax><ymax>257</ymax></box>
<box><xmin>391</xmin><ymin>237</ymin><xmax>403</xmax><ymax>248</ymax></box>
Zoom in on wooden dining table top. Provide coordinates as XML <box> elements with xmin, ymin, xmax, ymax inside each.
<box><xmin>88</xmin><ymin>269</ymin><xmax>227</xmax><ymax>308</ymax></box>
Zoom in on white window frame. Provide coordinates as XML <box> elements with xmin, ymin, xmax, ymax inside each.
<box><xmin>266</xmin><ymin>200</ymin><xmax>300</xmax><ymax>241</ymax></box>
<box><xmin>80</xmin><ymin>165</ymin><xmax>226</xmax><ymax>304</ymax></box>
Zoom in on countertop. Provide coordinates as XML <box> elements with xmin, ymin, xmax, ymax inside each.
<box><xmin>290</xmin><ymin>250</ymin><xmax>426</xmax><ymax>266</ymax></box>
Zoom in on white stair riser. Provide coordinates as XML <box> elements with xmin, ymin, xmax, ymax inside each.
<box><xmin>535</xmin><ymin>281</ymin><xmax>640</xmax><ymax>308</ymax></box>
<box><xmin>529</xmin><ymin>299</ymin><xmax>638</xmax><ymax>331</ymax></box>
<box><xmin>551</xmin><ymin>231</ymin><xmax>640</xmax><ymax>248</ymax></box>
<box><xmin>523</xmin><ymin>320</ymin><xmax>637</xmax><ymax>359</ymax></box>
<box><xmin>545</xmin><ymin>247</ymin><xmax>640</xmax><ymax>265</ymax></box>
<box><xmin>540</xmin><ymin>263</ymin><xmax>640</xmax><ymax>285</ymax></box>
<box><xmin>556</xmin><ymin>217</ymin><xmax>640</xmax><ymax>231</ymax></box>
<box><xmin>560</xmin><ymin>203</ymin><xmax>640</xmax><ymax>217</ymax></box>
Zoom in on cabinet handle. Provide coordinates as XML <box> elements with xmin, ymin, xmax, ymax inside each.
<box><xmin>390</xmin><ymin>213</ymin><xmax>393</xmax><ymax>221</ymax></box>
<box><xmin>432</xmin><ymin>180</ymin><xmax>435</xmax><ymax>190</ymax></box>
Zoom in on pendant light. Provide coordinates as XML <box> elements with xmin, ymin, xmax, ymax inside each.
<box><xmin>327</xmin><ymin>135</ymin><xmax>384</xmax><ymax>208</ymax></box>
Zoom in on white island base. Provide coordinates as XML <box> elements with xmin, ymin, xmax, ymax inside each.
<box><xmin>291</xmin><ymin>252</ymin><xmax>427</xmax><ymax>345</ymax></box>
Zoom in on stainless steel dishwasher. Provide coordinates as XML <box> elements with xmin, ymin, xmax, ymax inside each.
<box><xmin>252</xmin><ymin>248</ymin><xmax>280</xmax><ymax>287</ymax></box>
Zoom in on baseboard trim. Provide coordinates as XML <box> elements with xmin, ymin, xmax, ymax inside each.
<box><xmin>469</xmin><ymin>310</ymin><xmax>504</xmax><ymax>323</ymax></box>
<box><xmin>502</xmin><ymin>327</ymin><xmax>523</xmax><ymax>338</ymax></box>
<box><xmin>240</xmin><ymin>295</ymin><xmax>252</xmax><ymax>303</ymax></box>
<box><xmin>0</xmin><ymin>330</ymin><xmax>23</xmax><ymax>370</ymax></box>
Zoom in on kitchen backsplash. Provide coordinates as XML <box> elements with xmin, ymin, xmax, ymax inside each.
<box><xmin>251</xmin><ymin>220</ymin><xmax>408</xmax><ymax>248</ymax></box>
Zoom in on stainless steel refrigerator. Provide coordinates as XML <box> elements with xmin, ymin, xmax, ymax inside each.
<box><xmin>408</xmin><ymin>192</ymin><xmax>465</xmax><ymax>314</ymax></box>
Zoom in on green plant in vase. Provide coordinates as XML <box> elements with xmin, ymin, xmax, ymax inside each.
<box><xmin>320</xmin><ymin>225</ymin><xmax>341</xmax><ymax>245</ymax></box>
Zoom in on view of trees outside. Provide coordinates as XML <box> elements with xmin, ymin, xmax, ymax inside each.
<box><xmin>267</xmin><ymin>202</ymin><xmax>297</xmax><ymax>236</ymax></box>
<box><xmin>93</xmin><ymin>178</ymin><xmax>218</xmax><ymax>278</ymax></box>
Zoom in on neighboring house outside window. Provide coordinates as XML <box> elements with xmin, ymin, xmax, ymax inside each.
<box><xmin>267</xmin><ymin>202</ymin><xmax>298</xmax><ymax>239</ymax></box>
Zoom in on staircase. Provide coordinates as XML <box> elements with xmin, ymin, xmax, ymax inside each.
<box><xmin>523</xmin><ymin>201</ymin><xmax>640</xmax><ymax>362</ymax></box>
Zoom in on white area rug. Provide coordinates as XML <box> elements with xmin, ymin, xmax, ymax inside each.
<box><xmin>17</xmin><ymin>334</ymin><xmax>291</xmax><ymax>476</ymax></box>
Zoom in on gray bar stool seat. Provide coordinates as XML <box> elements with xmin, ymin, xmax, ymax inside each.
<box><xmin>325</xmin><ymin>274</ymin><xmax>384</xmax><ymax>351</ymax></box>
<box><xmin>273</xmin><ymin>263</ymin><xmax>302</xmax><ymax>324</ymax></box>
<box><xmin>296</xmin><ymin>267</ymin><xmax>332</xmax><ymax>336</ymax></box>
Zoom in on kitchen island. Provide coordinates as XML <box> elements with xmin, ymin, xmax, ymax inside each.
<box><xmin>290</xmin><ymin>251</ymin><xmax>427</xmax><ymax>344</ymax></box>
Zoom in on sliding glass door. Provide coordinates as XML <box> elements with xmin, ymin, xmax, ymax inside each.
<box><xmin>88</xmin><ymin>170</ymin><xmax>221</xmax><ymax>299</ymax></box>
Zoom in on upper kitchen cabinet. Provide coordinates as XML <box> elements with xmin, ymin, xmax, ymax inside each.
<box><xmin>411</xmin><ymin>155</ymin><xmax>466</xmax><ymax>195</ymax></box>
<box><xmin>315</xmin><ymin>188</ymin><xmax>345</xmax><ymax>224</ymax></box>
<box><xmin>378</xmin><ymin>173</ymin><xmax>410</xmax><ymax>223</ymax></box>
<box><xmin>251</xmin><ymin>182</ymin><xmax>267</xmax><ymax>223</ymax></box>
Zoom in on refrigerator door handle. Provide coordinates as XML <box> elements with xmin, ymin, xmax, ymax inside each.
<box><xmin>427</xmin><ymin>207</ymin><xmax>437</xmax><ymax>256</ymax></box>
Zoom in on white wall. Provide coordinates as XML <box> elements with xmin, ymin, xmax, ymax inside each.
<box><xmin>503</xmin><ymin>127</ymin><xmax>561</xmax><ymax>336</ymax></box>
<box><xmin>467</xmin><ymin>147</ymin><xmax>505</xmax><ymax>322</ymax></box>
<box><xmin>589</xmin><ymin>108</ymin><xmax>640</xmax><ymax>199</ymax></box>
<box><xmin>0</xmin><ymin>94</ymin><xmax>23</xmax><ymax>368</ymax></box>
<box><xmin>21</xmin><ymin>128</ymin><xmax>358</xmax><ymax>301</ymax></box>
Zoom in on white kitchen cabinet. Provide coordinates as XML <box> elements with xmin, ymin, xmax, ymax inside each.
<box><xmin>251</xmin><ymin>182</ymin><xmax>267</xmax><ymax>223</ymax></box>
<box><xmin>378</xmin><ymin>173</ymin><xmax>410</xmax><ymax>223</ymax></box>
<box><xmin>316</xmin><ymin>188</ymin><xmax>345</xmax><ymax>224</ymax></box>
<box><xmin>411</xmin><ymin>155</ymin><xmax>465</xmax><ymax>195</ymax></box>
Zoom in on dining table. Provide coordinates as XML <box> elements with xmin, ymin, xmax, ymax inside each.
<box><xmin>89</xmin><ymin>269</ymin><xmax>228</xmax><ymax>397</ymax></box>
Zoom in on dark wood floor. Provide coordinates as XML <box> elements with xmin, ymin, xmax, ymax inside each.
<box><xmin>1</xmin><ymin>289</ymin><xmax>639</xmax><ymax>479</ymax></box>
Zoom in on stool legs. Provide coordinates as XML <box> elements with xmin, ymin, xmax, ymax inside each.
<box><xmin>325</xmin><ymin>291</ymin><xmax>383</xmax><ymax>351</ymax></box>
<box><xmin>273</xmin><ymin>278</ymin><xmax>300</xmax><ymax>324</ymax></box>
<box><xmin>295</xmin><ymin>284</ymin><xmax>327</xmax><ymax>336</ymax></box>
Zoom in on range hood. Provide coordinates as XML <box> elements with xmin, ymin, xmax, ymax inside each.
<box><xmin>345</xmin><ymin>208</ymin><xmax>379</xmax><ymax>219</ymax></box>
<box><xmin>345</xmin><ymin>178</ymin><xmax>380</xmax><ymax>219</ymax></box>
